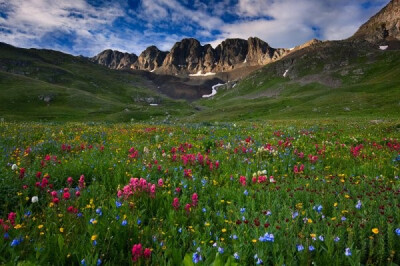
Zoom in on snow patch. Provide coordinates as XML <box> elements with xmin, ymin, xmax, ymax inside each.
<box><xmin>202</xmin><ymin>83</ymin><xmax>225</xmax><ymax>98</ymax></box>
<box><xmin>150</xmin><ymin>104</ymin><xmax>158</xmax><ymax>106</ymax></box>
<box><xmin>283</xmin><ymin>69</ymin><xmax>289</xmax><ymax>77</ymax></box>
<box><xmin>189</xmin><ymin>71</ymin><xmax>216</xmax><ymax>77</ymax></box>
<box><xmin>289</xmin><ymin>47</ymin><xmax>295</xmax><ymax>51</ymax></box>
<box><xmin>243</xmin><ymin>58</ymin><xmax>247</xmax><ymax>63</ymax></box>
<box><xmin>150</xmin><ymin>69</ymin><xmax>155</xmax><ymax>72</ymax></box>
<box><xmin>379</xmin><ymin>45</ymin><xmax>388</xmax><ymax>50</ymax></box>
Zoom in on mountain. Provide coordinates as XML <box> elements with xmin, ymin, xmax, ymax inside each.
<box><xmin>92</xmin><ymin>37</ymin><xmax>290</xmax><ymax>75</ymax></box>
<box><xmin>91</xmin><ymin>49</ymin><xmax>138</xmax><ymax>70</ymax></box>
<box><xmin>351</xmin><ymin>0</ymin><xmax>400</xmax><ymax>43</ymax></box>
<box><xmin>1</xmin><ymin>0</ymin><xmax>400</xmax><ymax>122</ymax></box>
<box><xmin>131</xmin><ymin>46</ymin><xmax>168</xmax><ymax>71</ymax></box>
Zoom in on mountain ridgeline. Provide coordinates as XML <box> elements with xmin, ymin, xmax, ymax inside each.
<box><xmin>351</xmin><ymin>0</ymin><xmax>400</xmax><ymax>44</ymax></box>
<box><xmin>91</xmin><ymin>37</ymin><xmax>295</xmax><ymax>75</ymax></box>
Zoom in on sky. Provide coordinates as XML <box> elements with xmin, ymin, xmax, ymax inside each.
<box><xmin>0</xmin><ymin>0</ymin><xmax>389</xmax><ymax>57</ymax></box>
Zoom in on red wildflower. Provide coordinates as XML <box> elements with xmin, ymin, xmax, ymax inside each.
<box><xmin>172</xmin><ymin>197</ymin><xmax>180</xmax><ymax>210</ymax></box>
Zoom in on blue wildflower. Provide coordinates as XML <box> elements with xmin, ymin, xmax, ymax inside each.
<box><xmin>319</xmin><ymin>235</ymin><xmax>325</xmax><ymax>241</ymax></box>
<box><xmin>234</xmin><ymin>252</ymin><xmax>240</xmax><ymax>260</ymax></box>
<box><xmin>218</xmin><ymin>247</ymin><xmax>224</xmax><ymax>254</ymax></box>
<box><xmin>97</xmin><ymin>259</ymin><xmax>102</xmax><ymax>266</ymax></box>
<box><xmin>232</xmin><ymin>234</ymin><xmax>238</xmax><ymax>240</ymax></box>
<box><xmin>395</xmin><ymin>228</ymin><xmax>400</xmax><ymax>236</ymax></box>
<box><xmin>309</xmin><ymin>245</ymin><xmax>315</xmax><ymax>251</ymax></box>
<box><xmin>334</xmin><ymin>236</ymin><xmax>340</xmax><ymax>242</ymax></box>
<box><xmin>244</xmin><ymin>190</ymin><xmax>248</xmax><ymax>196</ymax></box>
<box><xmin>192</xmin><ymin>252</ymin><xmax>202</xmax><ymax>263</ymax></box>
<box><xmin>121</xmin><ymin>220</ymin><xmax>127</xmax><ymax>226</ymax></box>
<box><xmin>355</xmin><ymin>200</ymin><xmax>362</xmax><ymax>209</ymax></box>
<box><xmin>240</xmin><ymin>208</ymin><xmax>246</xmax><ymax>213</ymax></box>
<box><xmin>292</xmin><ymin>211</ymin><xmax>299</xmax><ymax>219</ymax></box>
<box><xmin>115</xmin><ymin>201</ymin><xmax>122</xmax><ymax>208</ymax></box>
<box><xmin>256</xmin><ymin>258</ymin><xmax>263</xmax><ymax>264</ymax></box>
<box><xmin>10</xmin><ymin>237</ymin><xmax>22</xmax><ymax>247</ymax></box>
<box><xmin>81</xmin><ymin>259</ymin><xmax>86</xmax><ymax>265</ymax></box>
<box><xmin>341</xmin><ymin>216</ymin><xmax>347</xmax><ymax>221</ymax></box>
<box><xmin>4</xmin><ymin>232</ymin><xmax>9</xmax><ymax>239</ymax></box>
<box><xmin>202</xmin><ymin>208</ymin><xmax>206</xmax><ymax>213</ymax></box>
<box><xmin>96</xmin><ymin>208</ymin><xmax>102</xmax><ymax>216</ymax></box>
<box><xmin>313</xmin><ymin>205</ymin><xmax>323</xmax><ymax>213</ymax></box>
<box><xmin>137</xmin><ymin>219</ymin><xmax>141</xmax><ymax>225</ymax></box>
<box><xmin>297</xmin><ymin>244</ymin><xmax>304</xmax><ymax>252</ymax></box>
<box><xmin>93</xmin><ymin>240</ymin><xmax>97</xmax><ymax>246</ymax></box>
<box><xmin>345</xmin><ymin>248</ymin><xmax>352</xmax><ymax>256</ymax></box>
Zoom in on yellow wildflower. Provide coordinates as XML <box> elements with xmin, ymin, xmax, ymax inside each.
<box><xmin>14</xmin><ymin>224</ymin><xmax>22</xmax><ymax>229</ymax></box>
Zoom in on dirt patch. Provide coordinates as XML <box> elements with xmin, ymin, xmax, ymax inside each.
<box><xmin>294</xmin><ymin>74</ymin><xmax>342</xmax><ymax>88</ymax></box>
<box><xmin>244</xmin><ymin>87</ymin><xmax>283</xmax><ymax>99</ymax></box>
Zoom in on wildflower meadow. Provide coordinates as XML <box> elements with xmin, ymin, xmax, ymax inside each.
<box><xmin>0</xmin><ymin>121</ymin><xmax>400</xmax><ymax>265</ymax></box>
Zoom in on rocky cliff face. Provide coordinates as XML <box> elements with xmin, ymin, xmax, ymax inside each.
<box><xmin>93</xmin><ymin>37</ymin><xmax>293</xmax><ymax>74</ymax></box>
<box><xmin>131</xmin><ymin>46</ymin><xmax>168</xmax><ymax>71</ymax></box>
<box><xmin>158</xmin><ymin>37</ymin><xmax>290</xmax><ymax>74</ymax></box>
<box><xmin>352</xmin><ymin>0</ymin><xmax>400</xmax><ymax>43</ymax></box>
<box><xmin>161</xmin><ymin>38</ymin><xmax>210</xmax><ymax>73</ymax></box>
<box><xmin>91</xmin><ymin>49</ymin><xmax>137</xmax><ymax>69</ymax></box>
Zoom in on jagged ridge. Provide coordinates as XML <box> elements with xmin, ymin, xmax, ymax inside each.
<box><xmin>351</xmin><ymin>0</ymin><xmax>400</xmax><ymax>43</ymax></box>
<box><xmin>91</xmin><ymin>37</ymin><xmax>291</xmax><ymax>74</ymax></box>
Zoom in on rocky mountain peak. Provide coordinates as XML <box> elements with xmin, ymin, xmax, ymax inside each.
<box><xmin>132</xmin><ymin>45</ymin><xmax>168</xmax><ymax>71</ymax></box>
<box><xmin>351</xmin><ymin>0</ymin><xmax>400</xmax><ymax>43</ymax></box>
<box><xmin>91</xmin><ymin>49</ymin><xmax>137</xmax><ymax>69</ymax></box>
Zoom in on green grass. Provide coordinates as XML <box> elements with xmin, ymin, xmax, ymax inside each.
<box><xmin>192</xmin><ymin>43</ymin><xmax>400</xmax><ymax>121</ymax></box>
<box><xmin>0</xmin><ymin>43</ymin><xmax>193</xmax><ymax>122</ymax></box>
<box><xmin>1</xmin><ymin>41</ymin><xmax>400</xmax><ymax>122</ymax></box>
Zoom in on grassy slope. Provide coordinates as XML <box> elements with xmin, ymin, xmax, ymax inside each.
<box><xmin>1</xmin><ymin>41</ymin><xmax>399</xmax><ymax>122</ymax></box>
<box><xmin>191</xmin><ymin>41</ymin><xmax>400</xmax><ymax>121</ymax></box>
<box><xmin>0</xmin><ymin>43</ymin><xmax>193</xmax><ymax>121</ymax></box>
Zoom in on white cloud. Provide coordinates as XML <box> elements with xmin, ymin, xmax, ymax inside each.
<box><xmin>219</xmin><ymin>0</ymin><xmax>388</xmax><ymax>47</ymax></box>
<box><xmin>0</xmin><ymin>0</ymin><xmax>390</xmax><ymax>55</ymax></box>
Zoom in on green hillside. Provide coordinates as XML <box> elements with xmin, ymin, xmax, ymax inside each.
<box><xmin>0</xmin><ymin>43</ymin><xmax>193</xmax><ymax>121</ymax></box>
<box><xmin>1</xmin><ymin>40</ymin><xmax>399</xmax><ymax>122</ymax></box>
<box><xmin>192</xmin><ymin>41</ymin><xmax>400</xmax><ymax>121</ymax></box>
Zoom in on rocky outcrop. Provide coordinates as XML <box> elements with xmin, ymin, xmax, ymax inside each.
<box><xmin>161</xmin><ymin>38</ymin><xmax>211</xmax><ymax>73</ymax></box>
<box><xmin>351</xmin><ymin>0</ymin><xmax>400</xmax><ymax>43</ymax></box>
<box><xmin>92</xmin><ymin>37</ymin><xmax>309</xmax><ymax>75</ymax></box>
<box><xmin>246</xmin><ymin>37</ymin><xmax>289</xmax><ymax>66</ymax></box>
<box><xmin>91</xmin><ymin>50</ymin><xmax>138</xmax><ymax>69</ymax></box>
<box><xmin>157</xmin><ymin>37</ymin><xmax>290</xmax><ymax>74</ymax></box>
<box><xmin>131</xmin><ymin>46</ymin><xmax>168</xmax><ymax>71</ymax></box>
<box><xmin>213</xmin><ymin>38</ymin><xmax>248</xmax><ymax>71</ymax></box>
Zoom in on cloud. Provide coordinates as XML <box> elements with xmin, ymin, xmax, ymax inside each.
<box><xmin>210</xmin><ymin>0</ymin><xmax>388</xmax><ymax>48</ymax></box>
<box><xmin>0</xmin><ymin>0</ymin><xmax>390</xmax><ymax>56</ymax></box>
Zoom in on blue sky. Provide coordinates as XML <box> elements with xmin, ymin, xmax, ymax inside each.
<box><xmin>0</xmin><ymin>0</ymin><xmax>389</xmax><ymax>56</ymax></box>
